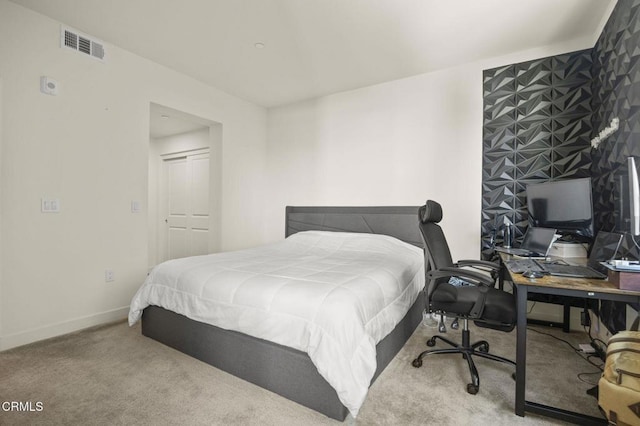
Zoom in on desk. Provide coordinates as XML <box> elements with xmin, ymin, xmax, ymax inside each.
<box><xmin>502</xmin><ymin>254</ymin><xmax>640</xmax><ymax>425</ymax></box>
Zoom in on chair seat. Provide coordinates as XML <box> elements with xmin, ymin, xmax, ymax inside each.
<box><xmin>431</xmin><ymin>283</ymin><xmax>516</xmax><ymax>327</ymax></box>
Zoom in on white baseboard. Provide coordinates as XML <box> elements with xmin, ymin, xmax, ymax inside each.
<box><xmin>0</xmin><ymin>306</ymin><xmax>129</xmax><ymax>351</ymax></box>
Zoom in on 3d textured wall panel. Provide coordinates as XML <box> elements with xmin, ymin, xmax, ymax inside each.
<box><xmin>590</xmin><ymin>0</ymin><xmax>640</xmax><ymax>332</ymax></box>
<box><xmin>481</xmin><ymin>0</ymin><xmax>640</xmax><ymax>331</ymax></box>
<box><xmin>482</xmin><ymin>51</ymin><xmax>593</xmax><ymax>256</ymax></box>
<box><xmin>591</xmin><ymin>0</ymin><xmax>640</xmax><ymax>236</ymax></box>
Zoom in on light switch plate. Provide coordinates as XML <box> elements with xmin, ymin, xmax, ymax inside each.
<box><xmin>41</xmin><ymin>197</ymin><xmax>60</xmax><ymax>213</ymax></box>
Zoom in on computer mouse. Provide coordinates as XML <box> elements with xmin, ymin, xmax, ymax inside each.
<box><xmin>522</xmin><ymin>269</ymin><xmax>544</xmax><ymax>279</ymax></box>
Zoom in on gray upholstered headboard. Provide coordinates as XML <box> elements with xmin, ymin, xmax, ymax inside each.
<box><xmin>285</xmin><ymin>206</ymin><xmax>423</xmax><ymax>248</ymax></box>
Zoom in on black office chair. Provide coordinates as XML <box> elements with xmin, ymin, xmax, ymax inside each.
<box><xmin>412</xmin><ymin>200</ymin><xmax>516</xmax><ymax>394</ymax></box>
<box><xmin>418</xmin><ymin>201</ymin><xmax>502</xmax><ymax>333</ymax></box>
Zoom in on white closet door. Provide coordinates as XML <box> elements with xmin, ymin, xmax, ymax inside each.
<box><xmin>162</xmin><ymin>150</ymin><xmax>210</xmax><ymax>261</ymax></box>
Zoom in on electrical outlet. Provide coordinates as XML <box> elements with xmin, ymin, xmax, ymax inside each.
<box><xmin>105</xmin><ymin>269</ymin><xmax>115</xmax><ymax>282</ymax></box>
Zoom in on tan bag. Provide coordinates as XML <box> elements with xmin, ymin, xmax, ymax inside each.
<box><xmin>598</xmin><ymin>330</ymin><xmax>640</xmax><ymax>425</ymax></box>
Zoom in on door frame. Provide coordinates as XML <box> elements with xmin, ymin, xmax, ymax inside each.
<box><xmin>147</xmin><ymin>103</ymin><xmax>223</xmax><ymax>270</ymax></box>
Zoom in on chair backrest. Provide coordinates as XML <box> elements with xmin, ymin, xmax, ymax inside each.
<box><xmin>418</xmin><ymin>200</ymin><xmax>456</xmax><ymax>301</ymax></box>
<box><xmin>418</xmin><ymin>200</ymin><xmax>515</xmax><ymax>330</ymax></box>
<box><xmin>418</xmin><ymin>200</ymin><xmax>454</xmax><ymax>271</ymax></box>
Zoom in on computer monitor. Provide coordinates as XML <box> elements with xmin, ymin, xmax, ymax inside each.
<box><xmin>629</xmin><ymin>157</ymin><xmax>640</xmax><ymax>236</ymax></box>
<box><xmin>613</xmin><ymin>157</ymin><xmax>640</xmax><ymax>237</ymax></box>
<box><xmin>526</xmin><ymin>178</ymin><xmax>595</xmax><ymax>243</ymax></box>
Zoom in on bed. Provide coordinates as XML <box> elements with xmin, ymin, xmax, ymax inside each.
<box><xmin>129</xmin><ymin>206</ymin><xmax>425</xmax><ymax>420</ymax></box>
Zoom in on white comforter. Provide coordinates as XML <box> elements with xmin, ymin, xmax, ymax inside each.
<box><xmin>129</xmin><ymin>231</ymin><xmax>424</xmax><ymax>417</ymax></box>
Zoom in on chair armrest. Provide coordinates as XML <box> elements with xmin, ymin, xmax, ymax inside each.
<box><xmin>456</xmin><ymin>259</ymin><xmax>500</xmax><ymax>271</ymax></box>
<box><xmin>427</xmin><ymin>266</ymin><xmax>495</xmax><ymax>287</ymax></box>
<box><xmin>456</xmin><ymin>259</ymin><xmax>501</xmax><ymax>283</ymax></box>
<box><xmin>427</xmin><ymin>267</ymin><xmax>492</xmax><ymax>319</ymax></box>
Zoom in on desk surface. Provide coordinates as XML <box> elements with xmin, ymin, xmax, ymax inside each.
<box><xmin>501</xmin><ymin>253</ymin><xmax>639</xmax><ymax>296</ymax></box>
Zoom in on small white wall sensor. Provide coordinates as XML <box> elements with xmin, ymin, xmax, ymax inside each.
<box><xmin>40</xmin><ymin>76</ymin><xmax>59</xmax><ymax>96</ymax></box>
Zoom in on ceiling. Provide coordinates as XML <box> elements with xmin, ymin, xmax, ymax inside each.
<box><xmin>12</xmin><ymin>0</ymin><xmax>616</xmax><ymax>108</ymax></box>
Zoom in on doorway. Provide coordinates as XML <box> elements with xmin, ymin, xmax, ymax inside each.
<box><xmin>148</xmin><ymin>103</ymin><xmax>222</xmax><ymax>267</ymax></box>
<box><xmin>161</xmin><ymin>149</ymin><xmax>210</xmax><ymax>260</ymax></box>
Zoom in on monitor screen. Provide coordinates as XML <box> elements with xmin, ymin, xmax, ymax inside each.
<box><xmin>614</xmin><ymin>157</ymin><xmax>640</xmax><ymax>236</ymax></box>
<box><xmin>521</xmin><ymin>227</ymin><xmax>557</xmax><ymax>256</ymax></box>
<box><xmin>526</xmin><ymin>178</ymin><xmax>595</xmax><ymax>242</ymax></box>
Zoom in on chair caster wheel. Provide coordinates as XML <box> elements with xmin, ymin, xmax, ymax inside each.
<box><xmin>426</xmin><ymin>338</ymin><xmax>436</xmax><ymax>347</ymax></box>
<box><xmin>467</xmin><ymin>384</ymin><xmax>479</xmax><ymax>395</ymax></box>
<box><xmin>478</xmin><ymin>343</ymin><xmax>489</xmax><ymax>353</ymax></box>
<box><xmin>412</xmin><ymin>358</ymin><xmax>423</xmax><ymax>368</ymax></box>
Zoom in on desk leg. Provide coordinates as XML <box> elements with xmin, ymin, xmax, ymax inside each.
<box><xmin>515</xmin><ymin>284</ymin><xmax>527</xmax><ymax>417</ymax></box>
<box><xmin>563</xmin><ymin>303</ymin><xmax>571</xmax><ymax>333</ymax></box>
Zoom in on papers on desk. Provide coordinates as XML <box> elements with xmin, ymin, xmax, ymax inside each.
<box><xmin>601</xmin><ymin>261</ymin><xmax>640</xmax><ymax>273</ymax></box>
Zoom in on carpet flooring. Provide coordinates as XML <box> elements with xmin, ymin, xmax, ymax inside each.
<box><xmin>0</xmin><ymin>319</ymin><xmax>605</xmax><ymax>425</ymax></box>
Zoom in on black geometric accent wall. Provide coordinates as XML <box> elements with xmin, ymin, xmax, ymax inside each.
<box><xmin>591</xmin><ymin>0</ymin><xmax>640</xmax><ymax>241</ymax></box>
<box><xmin>482</xmin><ymin>51</ymin><xmax>593</xmax><ymax>256</ymax></box>
<box><xmin>482</xmin><ymin>0</ymin><xmax>640</xmax><ymax>332</ymax></box>
<box><xmin>590</xmin><ymin>0</ymin><xmax>640</xmax><ymax>333</ymax></box>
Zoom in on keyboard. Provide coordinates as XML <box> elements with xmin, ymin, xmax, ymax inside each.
<box><xmin>505</xmin><ymin>259</ymin><xmax>607</xmax><ymax>279</ymax></box>
<box><xmin>505</xmin><ymin>259</ymin><xmax>545</xmax><ymax>274</ymax></box>
<box><xmin>540</xmin><ymin>264</ymin><xmax>606</xmax><ymax>279</ymax></box>
<box><xmin>495</xmin><ymin>247</ymin><xmax>539</xmax><ymax>257</ymax></box>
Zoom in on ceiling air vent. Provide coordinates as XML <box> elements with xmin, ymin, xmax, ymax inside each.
<box><xmin>61</xmin><ymin>26</ymin><xmax>105</xmax><ymax>61</ymax></box>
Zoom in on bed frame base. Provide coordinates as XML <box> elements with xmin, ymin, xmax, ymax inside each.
<box><xmin>142</xmin><ymin>291</ymin><xmax>423</xmax><ymax>421</ymax></box>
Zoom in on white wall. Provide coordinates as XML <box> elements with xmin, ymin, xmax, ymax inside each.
<box><xmin>0</xmin><ymin>1</ymin><xmax>267</xmax><ymax>350</ymax></box>
<box><xmin>0</xmin><ymin>76</ymin><xmax>3</xmax><ymax>340</ymax></box>
<box><xmin>266</xmin><ymin>65</ymin><xmax>481</xmax><ymax>257</ymax></box>
<box><xmin>265</xmin><ymin>40</ymin><xmax>598</xmax><ymax>261</ymax></box>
